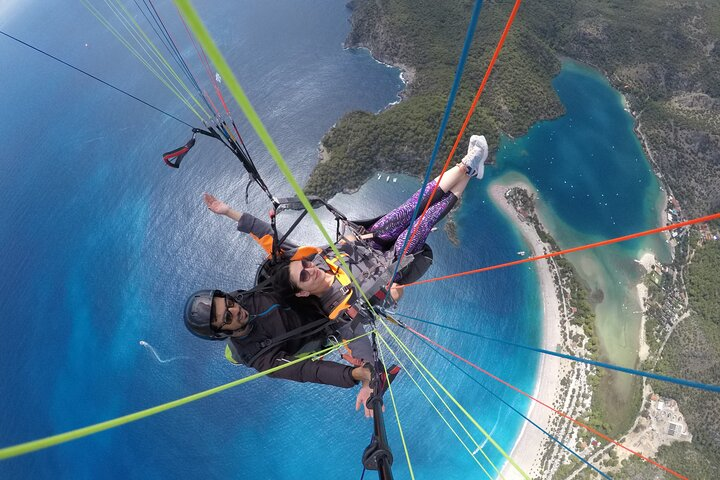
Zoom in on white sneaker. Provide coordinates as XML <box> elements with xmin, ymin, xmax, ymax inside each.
<box><xmin>461</xmin><ymin>134</ymin><xmax>488</xmax><ymax>178</ymax></box>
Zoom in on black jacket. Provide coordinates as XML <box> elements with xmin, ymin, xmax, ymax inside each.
<box><xmin>227</xmin><ymin>291</ymin><xmax>357</xmax><ymax>388</ymax></box>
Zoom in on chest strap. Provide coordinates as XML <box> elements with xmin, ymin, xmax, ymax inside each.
<box><xmin>231</xmin><ymin>316</ymin><xmax>333</xmax><ymax>367</ymax></box>
<box><xmin>323</xmin><ymin>255</ymin><xmax>355</xmax><ymax>320</ymax></box>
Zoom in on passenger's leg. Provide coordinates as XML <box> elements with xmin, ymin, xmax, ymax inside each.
<box><xmin>370</xmin><ymin>134</ymin><xmax>486</xmax><ymax>247</ymax></box>
<box><xmin>369</xmin><ymin>178</ymin><xmax>445</xmax><ymax>247</ymax></box>
<box><xmin>394</xmin><ymin>191</ymin><xmax>458</xmax><ymax>256</ymax></box>
<box><xmin>435</xmin><ymin>163</ymin><xmax>468</xmax><ymax>192</ymax></box>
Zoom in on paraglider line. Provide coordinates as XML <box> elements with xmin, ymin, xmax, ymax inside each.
<box><xmin>402</xmin><ymin>211</ymin><xmax>720</xmax><ymax>288</ymax></box>
<box><xmin>390</xmin><ymin>0</ymin><xmax>523</xmax><ymax>292</ymax></box>
<box><xmin>0</xmin><ymin>29</ymin><xmax>193</xmax><ymax>128</ymax></box>
<box><xmin>422</xmin><ymin>339</ymin><xmax>612</xmax><ymax>479</ymax></box>
<box><xmin>0</xmin><ymin>331</ymin><xmax>372</xmax><ymax>460</ymax></box>
<box><xmin>403</xmin><ymin>325</ymin><xmax>688</xmax><ymax>480</ymax></box>
<box><xmin>385</xmin><ymin>0</ymin><xmax>486</xmax><ymax>298</ymax></box>
<box><xmin>393</xmin><ymin>312</ymin><xmax>720</xmax><ymax>393</ymax></box>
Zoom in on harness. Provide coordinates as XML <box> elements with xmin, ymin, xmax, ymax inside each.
<box><xmin>323</xmin><ymin>255</ymin><xmax>356</xmax><ymax>320</ymax></box>
<box><xmin>225</xmin><ymin>316</ymin><xmax>336</xmax><ymax>366</ymax></box>
<box><xmin>321</xmin><ymin>244</ymin><xmax>414</xmax><ymax>326</ymax></box>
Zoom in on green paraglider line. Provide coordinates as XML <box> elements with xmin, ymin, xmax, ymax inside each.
<box><xmin>170</xmin><ymin>0</ymin><xmax>386</xmax><ymax>326</ymax></box>
<box><xmin>170</xmin><ymin>3</ymin><xmax>534</xmax><ymax>478</ymax></box>
<box><xmin>0</xmin><ymin>332</ymin><xmax>370</xmax><ymax>460</ymax></box>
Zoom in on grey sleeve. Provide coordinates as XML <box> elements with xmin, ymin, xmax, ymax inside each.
<box><xmin>237</xmin><ymin>213</ymin><xmax>299</xmax><ymax>251</ymax></box>
<box><xmin>251</xmin><ymin>349</ymin><xmax>357</xmax><ymax>388</ymax></box>
<box><xmin>237</xmin><ymin>213</ymin><xmax>274</xmax><ymax>237</ymax></box>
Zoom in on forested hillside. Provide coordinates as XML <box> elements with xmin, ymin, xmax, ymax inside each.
<box><xmin>307</xmin><ymin>1</ymin><xmax>720</xmax><ymax>477</ymax></box>
<box><xmin>306</xmin><ymin>0</ymin><xmax>568</xmax><ymax>197</ymax></box>
<box><xmin>308</xmin><ymin>0</ymin><xmax>719</xmax><ymax>219</ymax></box>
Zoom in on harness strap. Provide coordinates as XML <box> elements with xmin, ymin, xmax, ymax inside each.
<box><xmin>162</xmin><ymin>135</ymin><xmax>196</xmax><ymax>168</ymax></box>
<box><xmin>324</xmin><ymin>255</ymin><xmax>355</xmax><ymax>320</ymax></box>
<box><xmin>358</xmin><ymin>253</ymin><xmax>414</xmax><ymax>306</ymax></box>
<box><xmin>242</xmin><ymin>317</ymin><xmax>332</xmax><ymax>367</ymax></box>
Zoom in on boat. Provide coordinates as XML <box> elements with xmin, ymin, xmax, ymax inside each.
<box><xmin>517</xmin><ymin>251</ymin><xmax>526</xmax><ymax>256</ymax></box>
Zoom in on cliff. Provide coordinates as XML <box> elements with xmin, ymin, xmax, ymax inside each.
<box><xmin>306</xmin><ymin>0</ymin><xmax>566</xmax><ymax>198</ymax></box>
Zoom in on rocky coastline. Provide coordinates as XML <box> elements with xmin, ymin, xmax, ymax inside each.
<box><xmin>314</xmin><ymin>1</ymin><xmax>720</xmax><ymax>477</ymax></box>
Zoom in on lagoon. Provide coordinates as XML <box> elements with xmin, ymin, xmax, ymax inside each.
<box><xmin>0</xmin><ymin>2</ymin><xmax>666</xmax><ymax>478</ymax></box>
<box><xmin>492</xmin><ymin>59</ymin><xmax>670</xmax><ymax>432</ymax></box>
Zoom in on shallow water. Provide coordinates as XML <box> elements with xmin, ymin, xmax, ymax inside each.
<box><xmin>0</xmin><ymin>3</ymin><xmax>666</xmax><ymax>478</ymax></box>
<box><xmin>494</xmin><ymin>59</ymin><xmax>670</xmax><ymax>412</ymax></box>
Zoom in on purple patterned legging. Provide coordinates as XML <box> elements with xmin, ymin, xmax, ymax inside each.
<box><xmin>369</xmin><ymin>179</ymin><xmax>457</xmax><ymax>255</ymax></box>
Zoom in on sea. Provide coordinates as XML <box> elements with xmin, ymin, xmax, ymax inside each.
<box><xmin>0</xmin><ymin>1</ymin><xmax>665</xmax><ymax>479</ymax></box>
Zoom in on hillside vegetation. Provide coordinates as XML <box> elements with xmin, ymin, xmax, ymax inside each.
<box><xmin>306</xmin><ymin>0</ymin><xmax>567</xmax><ymax>197</ymax></box>
<box><xmin>308</xmin><ymin>0</ymin><xmax>720</xmax><ymax>217</ymax></box>
<box><xmin>307</xmin><ymin>1</ymin><xmax>720</xmax><ymax>477</ymax></box>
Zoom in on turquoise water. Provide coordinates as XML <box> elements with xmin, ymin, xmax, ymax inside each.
<box><xmin>497</xmin><ymin>60</ymin><xmax>663</xmax><ymax>241</ymax></box>
<box><xmin>0</xmin><ymin>3</ymin><xmax>664</xmax><ymax>479</ymax></box>
<box><xmin>494</xmin><ymin>60</ymin><xmax>669</xmax><ymax>401</ymax></box>
<box><xmin>1</xmin><ymin>1</ymin><xmax>534</xmax><ymax>479</ymax></box>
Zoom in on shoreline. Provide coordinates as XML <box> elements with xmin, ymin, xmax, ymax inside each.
<box><xmin>636</xmin><ymin>252</ymin><xmax>657</xmax><ymax>363</ymax></box>
<box><xmin>316</xmin><ymin>38</ymin><xmax>414</xmax><ymax>172</ymax></box>
<box><xmin>342</xmin><ymin>43</ymin><xmax>415</xmax><ymax>106</ymax></box>
<box><xmin>338</xmin><ymin>12</ymin><xmax>679</xmax><ymax>474</ymax></box>
<box><xmin>488</xmin><ymin>181</ymin><xmax>564</xmax><ymax>479</ymax></box>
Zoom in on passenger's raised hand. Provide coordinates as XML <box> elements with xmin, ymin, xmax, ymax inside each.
<box><xmin>203</xmin><ymin>193</ymin><xmax>230</xmax><ymax>215</ymax></box>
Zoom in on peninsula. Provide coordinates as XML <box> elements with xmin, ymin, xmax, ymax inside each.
<box><xmin>308</xmin><ymin>1</ymin><xmax>720</xmax><ymax>478</ymax></box>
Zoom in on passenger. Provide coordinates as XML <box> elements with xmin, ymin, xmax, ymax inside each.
<box><xmin>203</xmin><ymin>133</ymin><xmax>486</xmax><ymax>352</ymax></box>
<box><xmin>183</xmin><ymin>288</ymin><xmax>398</xmax><ymax>417</ymax></box>
<box><xmin>191</xmin><ymin>134</ymin><xmax>487</xmax><ymax>414</ymax></box>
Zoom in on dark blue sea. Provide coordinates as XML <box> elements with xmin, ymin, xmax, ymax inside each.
<box><xmin>0</xmin><ymin>2</ymin><xmax>663</xmax><ymax>479</ymax></box>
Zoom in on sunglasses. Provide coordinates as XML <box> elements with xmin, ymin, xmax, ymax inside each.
<box><xmin>298</xmin><ymin>259</ymin><xmax>315</xmax><ymax>283</ymax></box>
<box><xmin>213</xmin><ymin>295</ymin><xmax>237</xmax><ymax>332</ymax></box>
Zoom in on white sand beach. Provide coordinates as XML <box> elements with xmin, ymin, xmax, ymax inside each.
<box><xmin>488</xmin><ymin>182</ymin><xmax>565</xmax><ymax>479</ymax></box>
<box><xmin>636</xmin><ymin>252</ymin><xmax>656</xmax><ymax>362</ymax></box>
